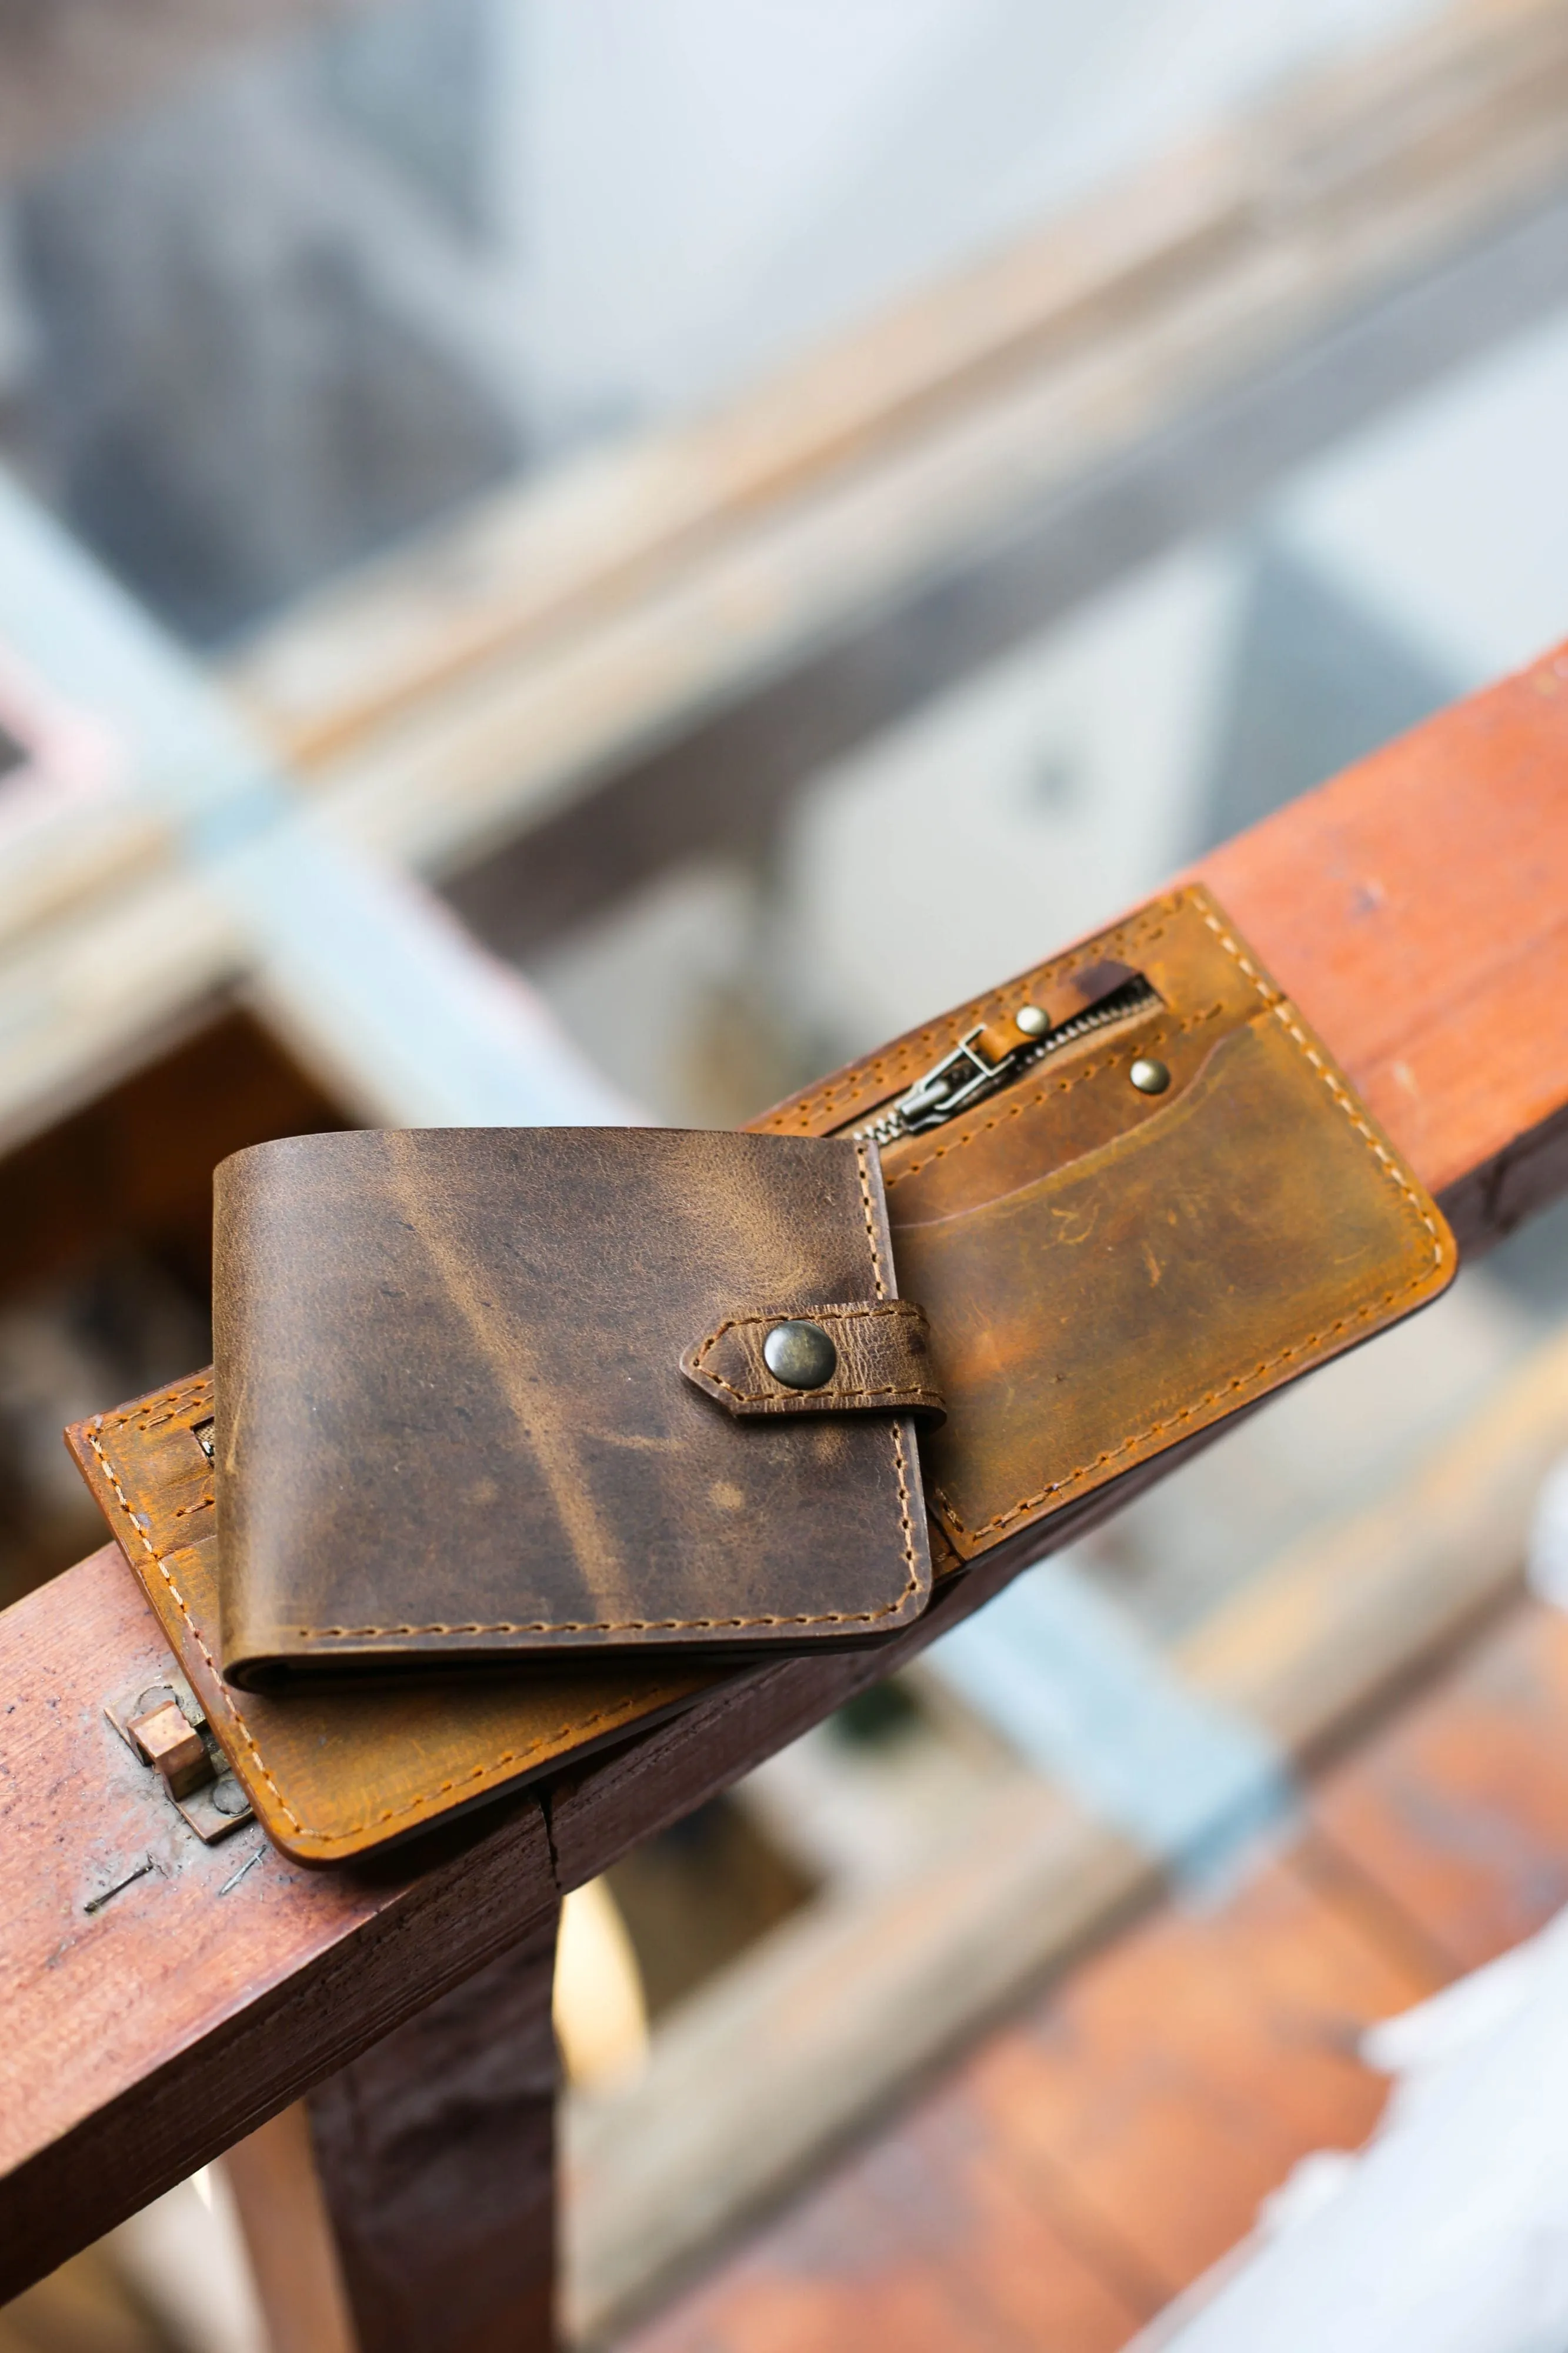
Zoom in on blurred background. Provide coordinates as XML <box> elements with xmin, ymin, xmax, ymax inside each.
<box><xmin>4</xmin><ymin>0</ymin><xmax>1568</xmax><ymax>2347</ymax></box>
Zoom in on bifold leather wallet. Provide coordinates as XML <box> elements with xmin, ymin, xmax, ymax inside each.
<box><xmin>68</xmin><ymin>883</ymin><xmax>1457</xmax><ymax>1863</ymax></box>
<box><xmin>213</xmin><ymin>1126</ymin><xmax>938</xmax><ymax>1685</ymax></box>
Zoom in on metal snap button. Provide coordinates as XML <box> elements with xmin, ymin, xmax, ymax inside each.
<box><xmin>763</xmin><ymin>1320</ymin><xmax>838</xmax><ymax>1390</ymax></box>
<box><xmin>1129</xmin><ymin>1056</ymin><xmax>1171</xmax><ymax>1094</ymax></box>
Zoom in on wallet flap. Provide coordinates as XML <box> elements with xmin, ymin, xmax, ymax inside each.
<box><xmin>214</xmin><ymin>1126</ymin><xmax>932</xmax><ymax>1684</ymax></box>
<box><xmin>680</xmin><ymin>1298</ymin><xmax>944</xmax><ymax>1422</ymax></box>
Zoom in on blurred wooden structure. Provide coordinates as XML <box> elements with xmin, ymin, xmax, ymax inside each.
<box><xmin>4</xmin><ymin>649</ymin><xmax>1568</xmax><ymax>2349</ymax></box>
<box><xmin>626</xmin><ymin>1594</ymin><xmax>1568</xmax><ymax>2353</ymax></box>
<box><xmin>0</xmin><ymin>1</ymin><xmax>372</xmax><ymax>178</ymax></box>
<box><xmin>6</xmin><ymin>0</ymin><xmax>1568</xmax><ymax>1158</ymax></box>
<box><xmin>566</xmin><ymin>1315</ymin><xmax>1568</xmax><ymax>2337</ymax></box>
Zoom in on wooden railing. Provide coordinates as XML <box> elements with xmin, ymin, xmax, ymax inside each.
<box><xmin>5</xmin><ymin>645</ymin><xmax>1568</xmax><ymax>2349</ymax></box>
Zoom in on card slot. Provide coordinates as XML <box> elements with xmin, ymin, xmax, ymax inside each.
<box><xmin>895</xmin><ymin>1016</ymin><xmax>1452</xmax><ymax>1557</ymax></box>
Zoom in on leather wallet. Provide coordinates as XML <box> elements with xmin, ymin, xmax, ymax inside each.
<box><xmin>756</xmin><ymin>881</ymin><xmax>1457</xmax><ymax>1559</ymax></box>
<box><xmin>213</xmin><ymin>1128</ymin><xmax>938</xmax><ymax>1685</ymax></box>
<box><xmin>67</xmin><ymin>883</ymin><xmax>1456</xmax><ymax>1863</ymax></box>
<box><xmin>68</xmin><ymin>1371</ymin><xmax>716</xmax><ymax>1865</ymax></box>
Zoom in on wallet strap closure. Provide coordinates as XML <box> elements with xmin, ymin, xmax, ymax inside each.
<box><xmin>680</xmin><ymin>1299</ymin><xmax>945</xmax><ymax>1425</ymax></box>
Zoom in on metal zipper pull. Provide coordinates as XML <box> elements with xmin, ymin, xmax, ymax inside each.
<box><xmin>855</xmin><ymin>971</ymin><xmax>1159</xmax><ymax>1147</ymax></box>
<box><xmin>865</xmin><ymin>1029</ymin><xmax>1021</xmax><ymax>1144</ymax></box>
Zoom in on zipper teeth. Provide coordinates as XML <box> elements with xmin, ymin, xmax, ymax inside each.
<box><xmin>1012</xmin><ymin>975</ymin><xmax>1159</xmax><ymax>1070</ymax></box>
<box><xmin>856</xmin><ymin>976</ymin><xmax>1159</xmax><ymax>1148</ymax></box>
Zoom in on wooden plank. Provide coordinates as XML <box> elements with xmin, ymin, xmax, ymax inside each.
<box><xmin>0</xmin><ymin>1544</ymin><xmax>558</xmax><ymax>2298</ymax></box>
<box><xmin>308</xmin><ymin>1917</ymin><xmax>561</xmax><ymax>2353</ymax></box>
<box><xmin>1200</xmin><ymin>652</ymin><xmax>1568</xmax><ymax>1234</ymax></box>
<box><xmin>620</xmin><ymin>2107</ymin><xmax>1152</xmax><ymax>2353</ymax></box>
<box><xmin>5</xmin><ymin>661</ymin><xmax>1568</xmax><ymax>2295</ymax></box>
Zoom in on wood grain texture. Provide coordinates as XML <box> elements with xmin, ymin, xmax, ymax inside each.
<box><xmin>0</xmin><ymin>1545</ymin><xmax>558</xmax><ymax>2299</ymax></box>
<box><xmin>625</xmin><ymin>1599</ymin><xmax>1568</xmax><ymax>2353</ymax></box>
<box><xmin>309</xmin><ymin>1915</ymin><xmax>561</xmax><ymax>2353</ymax></box>
<box><xmin>1200</xmin><ymin>649</ymin><xmax>1568</xmax><ymax>1238</ymax></box>
<box><xmin>5</xmin><ymin>657</ymin><xmax>1568</xmax><ymax>2296</ymax></box>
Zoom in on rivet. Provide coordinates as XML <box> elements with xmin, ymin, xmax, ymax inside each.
<box><xmin>763</xmin><ymin>1319</ymin><xmax>838</xmax><ymax>1390</ymax></box>
<box><xmin>1014</xmin><ymin>1004</ymin><xmax>1049</xmax><ymax>1038</ymax></box>
<box><xmin>1129</xmin><ymin>1056</ymin><xmax>1171</xmax><ymax>1095</ymax></box>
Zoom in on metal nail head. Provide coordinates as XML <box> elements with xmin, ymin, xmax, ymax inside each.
<box><xmin>763</xmin><ymin>1320</ymin><xmax>838</xmax><ymax>1390</ymax></box>
<box><xmin>1129</xmin><ymin>1056</ymin><xmax>1171</xmax><ymax>1094</ymax></box>
<box><xmin>1014</xmin><ymin>1004</ymin><xmax>1049</xmax><ymax>1038</ymax></box>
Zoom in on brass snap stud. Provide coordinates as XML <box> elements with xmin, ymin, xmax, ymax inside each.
<box><xmin>1014</xmin><ymin>1004</ymin><xmax>1049</xmax><ymax>1038</ymax></box>
<box><xmin>1129</xmin><ymin>1056</ymin><xmax>1171</xmax><ymax>1095</ymax></box>
<box><xmin>763</xmin><ymin>1320</ymin><xmax>838</xmax><ymax>1390</ymax></box>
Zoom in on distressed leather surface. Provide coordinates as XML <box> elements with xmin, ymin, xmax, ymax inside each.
<box><xmin>65</xmin><ymin>1375</ymin><xmax>713</xmax><ymax>1865</ymax></box>
<box><xmin>759</xmin><ymin>882</ymin><xmax>1456</xmax><ymax>1555</ymax></box>
<box><xmin>681</xmin><ymin>1299</ymin><xmax>944</xmax><ymax>1423</ymax></box>
<box><xmin>66</xmin><ymin>882</ymin><xmax>1454</xmax><ymax>1864</ymax></box>
<box><xmin>213</xmin><ymin>1127</ymin><xmax>930</xmax><ymax>1684</ymax></box>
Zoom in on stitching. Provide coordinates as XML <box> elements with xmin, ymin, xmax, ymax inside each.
<box><xmin>933</xmin><ymin>896</ymin><xmax>1449</xmax><ymax>1539</ymax></box>
<box><xmin>856</xmin><ymin>1136</ymin><xmax>922</xmax><ymax>1607</ymax></box>
<box><xmin>1200</xmin><ymin>901</ymin><xmax>1445</xmax><ymax>1275</ymax></box>
<box><xmin>854</xmin><ymin>1139</ymin><xmax>888</xmax><ymax>1300</ymax></box>
<box><xmin>687</xmin><ymin>1299</ymin><xmax>942</xmax><ymax>1406</ymax></box>
<box><xmin>756</xmin><ymin>902</ymin><xmax>1178</xmax><ymax>1134</ymax></box>
<box><xmin>98</xmin><ymin>1379</ymin><xmax>212</xmax><ymax>1435</ymax></box>
<box><xmin>883</xmin><ymin>1002</ymin><xmax>1226</xmax><ymax>1189</ymax></box>
<box><xmin>88</xmin><ymin>1385</ymin><xmax>682</xmax><ymax>1845</ymax></box>
<box><xmin>297</xmin><ymin>1608</ymin><xmax>913</xmax><ymax>1635</ymax></box>
<box><xmin>934</xmin><ymin>1295</ymin><xmax>1413</xmax><ymax>1538</ymax></box>
<box><xmin>85</xmin><ymin>1419</ymin><xmax>305</xmax><ymax>1835</ymax></box>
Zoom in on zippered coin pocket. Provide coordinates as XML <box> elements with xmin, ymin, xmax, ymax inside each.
<box><xmin>752</xmin><ymin>883</ymin><xmax>1456</xmax><ymax>1561</ymax></box>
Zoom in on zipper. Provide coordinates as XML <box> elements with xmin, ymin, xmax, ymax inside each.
<box><xmin>852</xmin><ymin>975</ymin><xmax>1159</xmax><ymax>1148</ymax></box>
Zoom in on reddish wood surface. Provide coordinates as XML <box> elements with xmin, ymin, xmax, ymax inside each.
<box><xmin>310</xmin><ymin>1918</ymin><xmax>561</xmax><ymax>2353</ymax></box>
<box><xmin>0</xmin><ymin>1544</ymin><xmax>557</xmax><ymax>2297</ymax></box>
<box><xmin>6</xmin><ymin>652</ymin><xmax>1568</xmax><ymax>2292</ymax></box>
<box><xmin>625</xmin><ymin>1604</ymin><xmax>1568</xmax><ymax>2353</ymax></box>
<box><xmin>1200</xmin><ymin>646</ymin><xmax>1568</xmax><ymax>1243</ymax></box>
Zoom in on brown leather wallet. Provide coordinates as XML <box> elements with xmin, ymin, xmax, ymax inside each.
<box><xmin>759</xmin><ymin>881</ymin><xmax>1457</xmax><ymax>1559</ymax></box>
<box><xmin>66</xmin><ymin>883</ymin><xmax>1455</xmax><ymax>1863</ymax></box>
<box><xmin>213</xmin><ymin>1127</ymin><xmax>936</xmax><ymax>1684</ymax></box>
